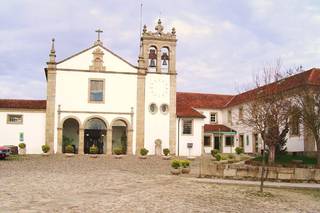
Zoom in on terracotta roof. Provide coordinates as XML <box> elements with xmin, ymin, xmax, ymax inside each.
<box><xmin>227</xmin><ymin>68</ymin><xmax>320</xmax><ymax>107</ymax></box>
<box><xmin>204</xmin><ymin>124</ymin><xmax>236</xmax><ymax>133</ymax></box>
<box><xmin>0</xmin><ymin>99</ymin><xmax>46</xmax><ymax>109</ymax></box>
<box><xmin>176</xmin><ymin>92</ymin><xmax>234</xmax><ymax>118</ymax></box>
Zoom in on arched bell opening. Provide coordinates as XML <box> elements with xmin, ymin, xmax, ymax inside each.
<box><xmin>148</xmin><ymin>46</ymin><xmax>157</xmax><ymax>72</ymax></box>
<box><xmin>84</xmin><ymin>118</ymin><xmax>107</xmax><ymax>154</ymax></box>
<box><xmin>160</xmin><ymin>47</ymin><xmax>169</xmax><ymax>72</ymax></box>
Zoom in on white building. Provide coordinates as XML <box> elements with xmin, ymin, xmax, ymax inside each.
<box><xmin>0</xmin><ymin>20</ymin><xmax>318</xmax><ymax>156</ymax></box>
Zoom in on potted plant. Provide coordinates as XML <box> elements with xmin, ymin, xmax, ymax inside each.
<box><xmin>64</xmin><ymin>144</ymin><xmax>74</xmax><ymax>157</ymax></box>
<box><xmin>139</xmin><ymin>148</ymin><xmax>149</xmax><ymax>159</ymax></box>
<box><xmin>181</xmin><ymin>160</ymin><xmax>191</xmax><ymax>174</ymax></box>
<box><xmin>113</xmin><ymin>147</ymin><xmax>123</xmax><ymax>159</ymax></box>
<box><xmin>170</xmin><ymin>159</ymin><xmax>181</xmax><ymax>175</ymax></box>
<box><xmin>18</xmin><ymin>143</ymin><xmax>26</xmax><ymax>155</ymax></box>
<box><xmin>41</xmin><ymin>144</ymin><xmax>50</xmax><ymax>156</ymax></box>
<box><xmin>89</xmin><ymin>145</ymin><xmax>99</xmax><ymax>158</ymax></box>
<box><xmin>162</xmin><ymin>148</ymin><xmax>171</xmax><ymax>160</ymax></box>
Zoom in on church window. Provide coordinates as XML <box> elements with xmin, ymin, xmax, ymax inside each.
<box><xmin>149</xmin><ymin>103</ymin><xmax>158</xmax><ymax>114</ymax></box>
<box><xmin>210</xmin><ymin>113</ymin><xmax>217</xmax><ymax>123</ymax></box>
<box><xmin>7</xmin><ymin>114</ymin><xmax>23</xmax><ymax>124</ymax></box>
<box><xmin>89</xmin><ymin>79</ymin><xmax>104</xmax><ymax>102</ymax></box>
<box><xmin>182</xmin><ymin>119</ymin><xmax>193</xmax><ymax>135</ymax></box>
<box><xmin>160</xmin><ymin>104</ymin><xmax>169</xmax><ymax>114</ymax></box>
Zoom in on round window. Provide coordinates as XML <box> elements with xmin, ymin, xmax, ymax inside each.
<box><xmin>149</xmin><ymin>103</ymin><xmax>158</xmax><ymax>114</ymax></box>
<box><xmin>160</xmin><ymin>104</ymin><xmax>169</xmax><ymax>114</ymax></box>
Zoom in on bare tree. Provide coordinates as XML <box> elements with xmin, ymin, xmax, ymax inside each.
<box><xmin>294</xmin><ymin>88</ymin><xmax>320</xmax><ymax>166</ymax></box>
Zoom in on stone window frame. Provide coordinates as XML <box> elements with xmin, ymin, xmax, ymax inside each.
<box><xmin>182</xmin><ymin>119</ymin><xmax>193</xmax><ymax>135</ymax></box>
<box><xmin>149</xmin><ymin>103</ymin><xmax>158</xmax><ymax>114</ymax></box>
<box><xmin>160</xmin><ymin>103</ymin><xmax>169</xmax><ymax>115</ymax></box>
<box><xmin>88</xmin><ymin>78</ymin><xmax>105</xmax><ymax>104</ymax></box>
<box><xmin>7</xmin><ymin>114</ymin><xmax>23</xmax><ymax>125</ymax></box>
<box><xmin>210</xmin><ymin>112</ymin><xmax>217</xmax><ymax>123</ymax></box>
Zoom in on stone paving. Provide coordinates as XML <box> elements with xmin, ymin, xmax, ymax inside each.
<box><xmin>0</xmin><ymin>155</ymin><xmax>320</xmax><ymax>212</ymax></box>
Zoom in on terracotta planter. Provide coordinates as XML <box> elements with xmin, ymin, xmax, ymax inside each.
<box><xmin>162</xmin><ymin>155</ymin><xmax>171</xmax><ymax>160</ymax></box>
<box><xmin>181</xmin><ymin>167</ymin><xmax>191</xmax><ymax>174</ymax></box>
<box><xmin>65</xmin><ymin>153</ymin><xmax>75</xmax><ymax>157</ymax></box>
<box><xmin>139</xmin><ymin>155</ymin><xmax>147</xmax><ymax>159</ymax></box>
<box><xmin>115</xmin><ymin>155</ymin><xmax>122</xmax><ymax>159</ymax></box>
<box><xmin>170</xmin><ymin>168</ymin><xmax>181</xmax><ymax>175</ymax></box>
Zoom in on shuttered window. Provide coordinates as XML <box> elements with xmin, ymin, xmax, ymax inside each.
<box><xmin>182</xmin><ymin>119</ymin><xmax>193</xmax><ymax>135</ymax></box>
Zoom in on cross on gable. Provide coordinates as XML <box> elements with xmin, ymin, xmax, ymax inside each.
<box><xmin>95</xmin><ymin>29</ymin><xmax>103</xmax><ymax>41</ymax></box>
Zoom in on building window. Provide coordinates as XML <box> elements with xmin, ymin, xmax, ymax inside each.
<box><xmin>290</xmin><ymin>114</ymin><xmax>300</xmax><ymax>136</ymax></box>
<box><xmin>238</xmin><ymin>107</ymin><xmax>243</xmax><ymax>121</ymax></box>
<box><xmin>246</xmin><ymin>135</ymin><xmax>249</xmax><ymax>146</ymax></box>
<box><xmin>210</xmin><ymin>113</ymin><xmax>217</xmax><ymax>123</ymax></box>
<box><xmin>225</xmin><ymin>136</ymin><xmax>234</xmax><ymax>146</ymax></box>
<box><xmin>182</xmin><ymin>119</ymin><xmax>193</xmax><ymax>135</ymax></box>
<box><xmin>7</xmin><ymin>114</ymin><xmax>23</xmax><ymax>124</ymax></box>
<box><xmin>160</xmin><ymin>104</ymin><xmax>169</xmax><ymax>114</ymax></box>
<box><xmin>204</xmin><ymin>136</ymin><xmax>211</xmax><ymax>146</ymax></box>
<box><xmin>149</xmin><ymin>103</ymin><xmax>158</xmax><ymax>114</ymax></box>
<box><xmin>89</xmin><ymin>79</ymin><xmax>104</xmax><ymax>102</ymax></box>
<box><xmin>228</xmin><ymin>110</ymin><xmax>232</xmax><ymax>123</ymax></box>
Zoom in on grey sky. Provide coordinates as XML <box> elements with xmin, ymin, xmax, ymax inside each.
<box><xmin>1</xmin><ymin>0</ymin><xmax>320</xmax><ymax>99</ymax></box>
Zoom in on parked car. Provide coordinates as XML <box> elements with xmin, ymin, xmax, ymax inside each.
<box><xmin>0</xmin><ymin>146</ymin><xmax>11</xmax><ymax>159</ymax></box>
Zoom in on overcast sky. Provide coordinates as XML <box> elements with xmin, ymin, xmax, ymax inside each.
<box><xmin>1</xmin><ymin>0</ymin><xmax>320</xmax><ymax>99</ymax></box>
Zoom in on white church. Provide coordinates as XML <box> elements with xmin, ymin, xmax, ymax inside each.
<box><xmin>0</xmin><ymin>20</ymin><xmax>318</xmax><ymax>156</ymax></box>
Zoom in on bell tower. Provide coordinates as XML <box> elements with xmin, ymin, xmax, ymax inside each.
<box><xmin>136</xmin><ymin>19</ymin><xmax>177</xmax><ymax>154</ymax></box>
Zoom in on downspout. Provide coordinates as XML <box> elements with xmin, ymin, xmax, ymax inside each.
<box><xmin>177</xmin><ymin>117</ymin><xmax>181</xmax><ymax>156</ymax></box>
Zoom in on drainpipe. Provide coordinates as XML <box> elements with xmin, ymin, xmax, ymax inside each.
<box><xmin>177</xmin><ymin>117</ymin><xmax>181</xmax><ymax>156</ymax></box>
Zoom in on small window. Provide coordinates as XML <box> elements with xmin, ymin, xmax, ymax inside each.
<box><xmin>290</xmin><ymin>112</ymin><xmax>300</xmax><ymax>136</ymax></box>
<box><xmin>225</xmin><ymin>136</ymin><xmax>234</xmax><ymax>146</ymax></box>
<box><xmin>149</xmin><ymin>103</ymin><xmax>158</xmax><ymax>114</ymax></box>
<box><xmin>210</xmin><ymin>113</ymin><xmax>217</xmax><ymax>123</ymax></box>
<box><xmin>238</xmin><ymin>107</ymin><xmax>243</xmax><ymax>121</ymax></box>
<box><xmin>204</xmin><ymin>136</ymin><xmax>211</xmax><ymax>146</ymax></box>
<box><xmin>7</xmin><ymin>114</ymin><xmax>23</xmax><ymax>124</ymax></box>
<box><xmin>89</xmin><ymin>79</ymin><xmax>104</xmax><ymax>102</ymax></box>
<box><xmin>246</xmin><ymin>135</ymin><xmax>249</xmax><ymax>146</ymax></box>
<box><xmin>160</xmin><ymin>104</ymin><xmax>169</xmax><ymax>114</ymax></box>
<box><xmin>228</xmin><ymin>110</ymin><xmax>232</xmax><ymax>123</ymax></box>
<box><xmin>182</xmin><ymin>119</ymin><xmax>193</xmax><ymax>135</ymax></box>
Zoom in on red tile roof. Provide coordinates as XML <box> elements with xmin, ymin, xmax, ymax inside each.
<box><xmin>204</xmin><ymin>124</ymin><xmax>236</xmax><ymax>133</ymax></box>
<box><xmin>0</xmin><ymin>99</ymin><xmax>46</xmax><ymax>109</ymax></box>
<box><xmin>176</xmin><ymin>92</ymin><xmax>233</xmax><ymax>118</ymax></box>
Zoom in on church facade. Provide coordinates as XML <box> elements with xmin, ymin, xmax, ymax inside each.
<box><xmin>0</xmin><ymin>20</ymin><xmax>318</xmax><ymax>156</ymax></box>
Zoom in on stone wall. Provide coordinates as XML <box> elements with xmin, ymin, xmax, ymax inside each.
<box><xmin>200</xmin><ymin>158</ymin><xmax>320</xmax><ymax>183</ymax></box>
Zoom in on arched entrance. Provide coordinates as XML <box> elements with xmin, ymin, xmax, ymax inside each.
<box><xmin>62</xmin><ymin>118</ymin><xmax>80</xmax><ymax>154</ymax></box>
<box><xmin>84</xmin><ymin>118</ymin><xmax>107</xmax><ymax>154</ymax></box>
<box><xmin>112</xmin><ymin>119</ymin><xmax>128</xmax><ymax>154</ymax></box>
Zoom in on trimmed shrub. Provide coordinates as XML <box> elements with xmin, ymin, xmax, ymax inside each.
<box><xmin>18</xmin><ymin>143</ymin><xmax>26</xmax><ymax>149</ymax></box>
<box><xmin>235</xmin><ymin>147</ymin><xmax>244</xmax><ymax>155</ymax></box>
<box><xmin>211</xmin><ymin>149</ymin><xmax>220</xmax><ymax>157</ymax></box>
<box><xmin>89</xmin><ymin>145</ymin><xmax>98</xmax><ymax>154</ymax></box>
<box><xmin>215</xmin><ymin>154</ymin><xmax>222</xmax><ymax>161</ymax></box>
<box><xmin>140</xmin><ymin>148</ymin><xmax>149</xmax><ymax>156</ymax></box>
<box><xmin>42</xmin><ymin>144</ymin><xmax>50</xmax><ymax>153</ymax></box>
<box><xmin>113</xmin><ymin>147</ymin><xmax>123</xmax><ymax>155</ymax></box>
<box><xmin>65</xmin><ymin>144</ymin><xmax>74</xmax><ymax>154</ymax></box>
<box><xmin>171</xmin><ymin>160</ymin><xmax>181</xmax><ymax>169</ymax></box>
<box><xmin>180</xmin><ymin>160</ymin><xmax>190</xmax><ymax>168</ymax></box>
<box><xmin>163</xmin><ymin>148</ymin><xmax>170</xmax><ymax>156</ymax></box>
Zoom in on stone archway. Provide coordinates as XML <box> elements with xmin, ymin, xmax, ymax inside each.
<box><xmin>111</xmin><ymin>119</ymin><xmax>128</xmax><ymax>154</ymax></box>
<box><xmin>84</xmin><ymin>118</ymin><xmax>107</xmax><ymax>154</ymax></box>
<box><xmin>155</xmin><ymin>139</ymin><xmax>162</xmax><ymax>156</ymax></box>
<box><xmin>62</xmin><ymin>118</ymin><xmax>80</xmax><ymax>154</ymax></box>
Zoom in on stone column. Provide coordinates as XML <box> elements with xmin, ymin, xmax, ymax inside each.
<box><xmin>57</xmin><ymin>127</ymin><xmax>63</xmax><ymax>154</ymax></box>
<box><xmin>106</xmin><ymin>128</ymin><xmax>113</xmax><ymax>155</ymax></box>
<box><xmin>127</xmin><ymin>129</ymin><xmax>133</xmax><ymax>155</ymax></box>
<box><xmin>78</xmin><ymin>128</ymin><xmax>84</xmax><ymax>154</ymax></box>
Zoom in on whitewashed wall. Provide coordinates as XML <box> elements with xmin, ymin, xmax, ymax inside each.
<box><xmin>144</xmin><ymin>74</ymin><xmax>170</xmax><ymax>155</ymax></box>
<box><xmin>0</xmin><ymin>111</ymin><xmax>46</xmax><ymax>154</ymax></box>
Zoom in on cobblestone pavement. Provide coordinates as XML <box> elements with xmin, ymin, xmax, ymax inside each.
<box><xmin>1</xmin><ymin>155</ymin><xmax>320</xmax><ymax>213</ymax></box>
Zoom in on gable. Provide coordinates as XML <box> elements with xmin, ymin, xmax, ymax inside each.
<box><xmin>56</xmin><ymin>45</ymin><xmax>137</xmax><ymax>73</ymax></box>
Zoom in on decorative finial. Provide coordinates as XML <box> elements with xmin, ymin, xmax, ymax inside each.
<box><xmin>155</xmin><ymin>19</ymin><xmax>164</xmax><ymax>34</ymax></box>
<box><xmin>50</xmin><ymin>38</ymin><xmax>55</xmax><ymax>54</ymax></box>
<box><xmin>143</xmin><ymin>24</ymin><xmax>147</xmax><ymax>34</ymax></box>
<box><xmin>49</xmin><ymin>38</ymin><xmax>56</xmax><ymax>63</ymax></box>
<box><xmin>171</xmin><ymin>27</ymin><xmax>176</xmax><ymax>35</ymax></box>
<box><xmin>94</xmin><ymin>29</ymin><xmax>103</xmax><ymax>45</ymax></box>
